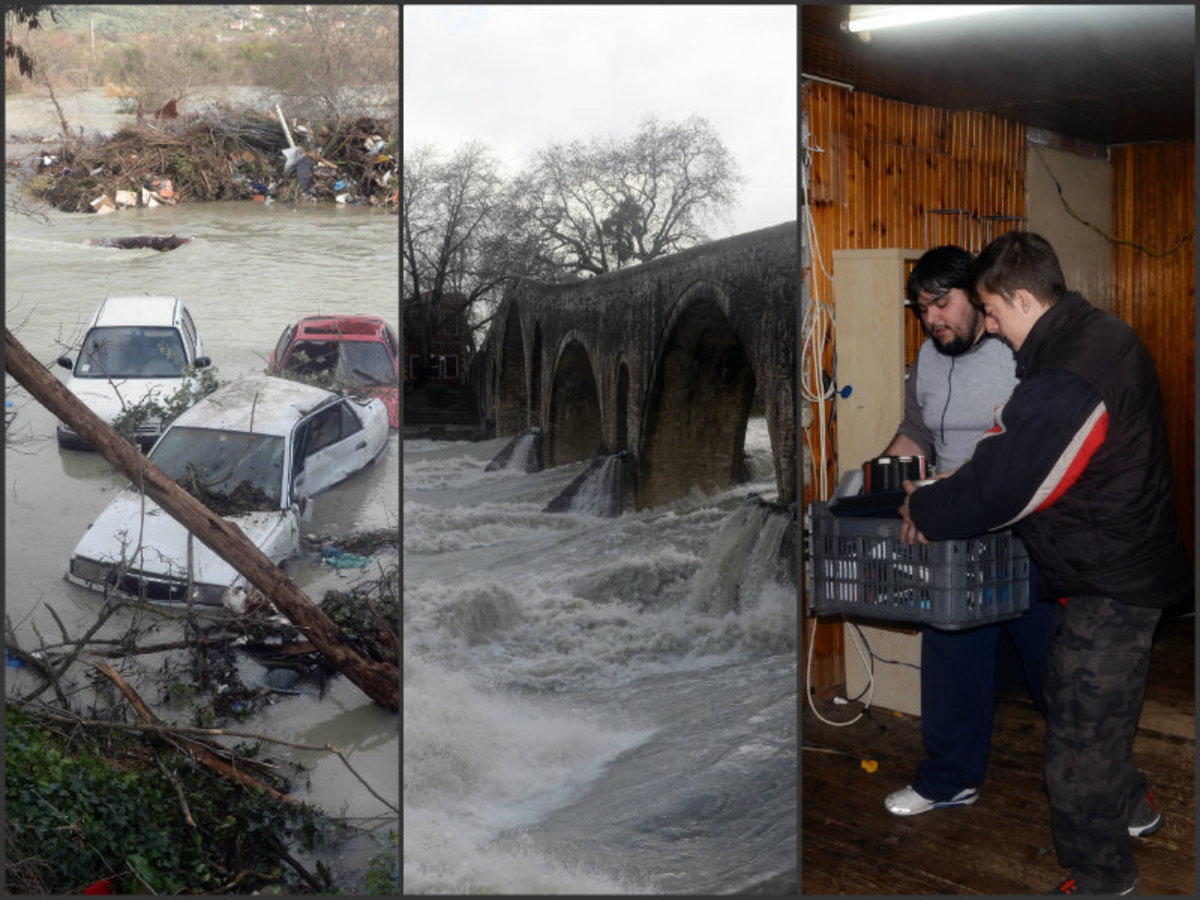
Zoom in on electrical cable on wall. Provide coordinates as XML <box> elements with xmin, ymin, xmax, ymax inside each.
<box><xmin>805</xmin><ymin>610</ymin><xmax>924</xmax><ymax>727</ymax></box>
<box><xmin>800</xmin><ymin>128</ymin><xmax>837</xmax><ymax>502</ymax></box>
<box><xmin>1033</xmin><ymin>145</ymin><xmax>1194</xmax><ymax>258</ymax></box>
<box><xmin>806</xmin><ymin>609</ymin><xmax>875</xmax><ymax>726</ymax></box>
<box><xmin>850</xmin><ymin>621</ymin><xmax>921</xmax><ymax>673</ymax></box>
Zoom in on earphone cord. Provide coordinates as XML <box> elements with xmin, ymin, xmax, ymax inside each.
<box><xmin>939</xmin><ymin>355</ymin><xmax>955</xmax><ymax>446</ymax></box>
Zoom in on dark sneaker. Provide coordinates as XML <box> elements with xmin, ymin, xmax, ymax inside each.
<box><xmin>1049</xmin><ymin>874</ymin><xmax>1137</xmax><ymax>895</ymax></box>
<box><xmin>1128</xmin><ymin>791</ymin><xmax>1163</xmax><ymax>838</ymax></box>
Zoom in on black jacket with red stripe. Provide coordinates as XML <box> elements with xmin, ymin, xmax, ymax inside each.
<box><xmin>908</xmin><ymin>291</ymin><xmax>1191</xmax><ymax>608</ymax></box>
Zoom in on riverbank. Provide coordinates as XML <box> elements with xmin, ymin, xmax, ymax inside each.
<box><xmin>6</xmin><ymin>88</ymin><xmax>396</xmax><ymax>213</ymax></box>
<box><xmin>403</xmin><ymin>383</ymin><xmax>488</xmax><ymax>441</ymax></box>
<box><xmin>3</xmin><ymin>533</ymin><xmax>399</xmax><ymax>895</ymax></box>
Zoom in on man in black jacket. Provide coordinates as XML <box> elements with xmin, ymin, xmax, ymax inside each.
<box><xmin>899</xmin><ymin>231</ymin><xmax>1191</xmax><ymax>896</ymax></box>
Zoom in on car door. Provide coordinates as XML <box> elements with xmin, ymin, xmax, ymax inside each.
<box><xmin>271</xmin><ymin>324</ymin><xmax>295</xmax><ymax>372</ymax></box>
<box><xmin>179</xmin><ymin>305</ymin><xmax>200</xmax><ymax>363</ymax></box>
<box><xmin>291</xmin><ymin>399</ymin><xmax>371</xmax><ymax>498</ymax></box>
<box><xmin>383</xmin><ymin>325</ymin><xmax>400</xmax><ymax>379</ymax></box>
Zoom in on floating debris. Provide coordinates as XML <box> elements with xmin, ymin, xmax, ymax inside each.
<box><xmin>89</xmin><ymin>234</ymin><xmax>190</xmax><ymax>251</ymax></box>
<box><xmin>25</xmin><ymin>104</ymin><xmax>396</xmax><ymax>213</ymax></box>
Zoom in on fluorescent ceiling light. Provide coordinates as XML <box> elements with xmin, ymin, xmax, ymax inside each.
<box><xmin>846</xmin><ymin>5</ymin><xmax>1027</xmax><ymax>33</ymax></box>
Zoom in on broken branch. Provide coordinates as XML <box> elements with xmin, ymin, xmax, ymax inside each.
<box><xmin>92</xmin><ymin>660</ymin><xmax>294</xmax><ymax>802</ymax></box>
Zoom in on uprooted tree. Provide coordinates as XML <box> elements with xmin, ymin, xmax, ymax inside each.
<box><xmin>4</xmin><ymin>327</ymin><xmax>398</xmax><ymax>712</ymax></box>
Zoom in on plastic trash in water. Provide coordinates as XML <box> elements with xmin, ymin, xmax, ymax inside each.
<box><xmin>5</xmin><ymin>647</ymin><xmax>25</xmax><ymax>667</ymax></box>
<box><xmin>322</xmin><ymin>546</ymin><xmax>371</xmax><ymax>568</ymax></box>
<box><xmin>281</xmin><ymin>146</ymin><xmax>302</xmax><ymax>173</ymax></box>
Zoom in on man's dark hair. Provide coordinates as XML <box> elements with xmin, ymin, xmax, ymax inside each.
<box><xmin>971</xmin><ymin>230</ymin><xmax>1067</xmax><ymax>305</ymax></box>
<box><xmin>905</xmin><ymin>245</ymin><xmax>974</xmax><ymax>305</ymax></box>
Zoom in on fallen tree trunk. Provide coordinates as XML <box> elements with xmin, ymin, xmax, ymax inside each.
<box><xmin>5</xmin><ymin>328</ymin><xmax>399</xmax><ymax>711</ymax></box>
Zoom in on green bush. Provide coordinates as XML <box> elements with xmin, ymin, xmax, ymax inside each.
<box><xmin>5</xmin><ymin>707</ymin><xmax>326</xmax><ymax>894</ymax></box>
<box><xmin>110</xmin><ymin>361</ymin><xmax>219</xmax><ymax>444</ymax></box>
<box><xmin>364</xmin><ymin>830</ymin><xmax>399</xmax><ymax>894</ymax></box>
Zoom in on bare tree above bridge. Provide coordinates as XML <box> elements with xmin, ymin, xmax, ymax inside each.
<box><xmin>402</xmin><ymin>117</ymin><xmax>742</xmax><ymax>392</ymax></box>
<box><xmin>513</xmin><ymin>115</ymin><xmax>742</xmax><ymax>277</ymax></box>
<box><xmin>403</xmin><ymin>141</ymin><xmax>507</xmax><ymax>386</ymax></box>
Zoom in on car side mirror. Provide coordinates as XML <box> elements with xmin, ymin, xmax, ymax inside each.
<box><xmin>57</xmin><ymin>356</ymin><xmax>73</xmax><ymax>370</ymax></box>
<box><xmin>194</xmin><ymin>356</ymin><xmax>211</xmax><ymax>368</ymax></box>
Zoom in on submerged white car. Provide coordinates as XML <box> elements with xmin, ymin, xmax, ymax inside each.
<box><xmin>66</xmin><ymin>374</ymin><xmax>389</xmax><ymax>612</ymax></box>
<box><xmin>56</xmin><ymin>295</ymin><xmax>212</xmax><ymax>449</ymax></box>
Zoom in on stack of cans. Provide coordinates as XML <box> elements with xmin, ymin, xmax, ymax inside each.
<box><xmin>863</xmin><ymin>455</ymin><xmax>927</xmax><ymax>493</ymax></box>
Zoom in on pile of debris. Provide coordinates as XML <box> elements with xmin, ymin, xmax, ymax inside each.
<box><xmin>230</xmin><ymin>526</ymin><xmax>399</xmax><ymax>688</ymax></box>
<box><xmin>178</xmin><ymin>476</ymin><xmax>278</xmax><ymax>517</ymax></box>
<box><xmin>24</xmin><ymin>104</ymin><xmax>397</xmax><ymax>213</ymax></box>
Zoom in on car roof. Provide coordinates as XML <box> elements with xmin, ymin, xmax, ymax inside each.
<box><xmin>168</xmin><ymin>374</ymin><xmax>338</xmax><ymax>437</ymax></box>
<box><xmin>291</xmin><ymin>315</ymin><xmax>389</xmax><ymax>341</ymax></box>
<box><xmin>91</xmin><ymin>295</ymin><xmax>181</xmax><ymax>328</ymax></box>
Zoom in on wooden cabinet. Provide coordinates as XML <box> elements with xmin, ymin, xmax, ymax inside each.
<box><xmin>830</xmin><ymin>248</ymin><xmax>924</xmax><ymax>715</ymax></box>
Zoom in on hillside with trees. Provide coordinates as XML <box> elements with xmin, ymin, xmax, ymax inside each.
<box><xmin>5</xmin><ymin>4</ymin><xmax>398</xmax><ymax>121</ymax></box>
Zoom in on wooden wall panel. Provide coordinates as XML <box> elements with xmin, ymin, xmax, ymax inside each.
<box><xmin>801</xmin><ymin>81</ymin><xmax>1026</xmax><ymax>505</ymax></box>
<box><xmin>801</xmin><ymin>82</ymin><xmax>1027</xmax><ymax>696</ymax></box>
<box><xmin>1111</xmin><ymin>142</ymin><xmax>1195</xmax><ymax>561</ymax></box>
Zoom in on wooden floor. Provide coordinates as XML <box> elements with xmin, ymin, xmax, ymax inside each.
<box><xmin>801</xmin><ymin>608</ymin><xmax>1195</xmax><ymax>895</ymax></box>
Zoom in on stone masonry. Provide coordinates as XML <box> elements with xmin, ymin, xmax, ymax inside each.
<box><xmin>474</xmin><ymin>222</ymin><xmax>798</xmax><ymax>509</ymax></box>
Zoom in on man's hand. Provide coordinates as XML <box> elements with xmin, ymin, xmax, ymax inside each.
<box><xmin>898</xmin><ymin>479</ymin><xmax>929</xmax><ymax>544</ymax></box>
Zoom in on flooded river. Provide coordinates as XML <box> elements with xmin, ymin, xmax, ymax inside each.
<box><xmin>404</xmin><ymin>426</ymin><xmax>797</xmax><ymax>893</ymax></box>
<box><xmin>4</xmin><ymin>89</ymin><xmax>399</xmax><ymax>888</ymax></box>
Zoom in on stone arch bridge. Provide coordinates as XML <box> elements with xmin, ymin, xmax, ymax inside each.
<box><xmin>475</xmin><ymin>221</ymin><xmax>798</xmax><ymax>510</ymax></box>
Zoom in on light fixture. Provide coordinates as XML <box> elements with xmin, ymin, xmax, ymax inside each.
<box><xmin>802</xmin><ymin>72</ymin><xmax>855</xmax><ymax>92</ymax></box>
<box><xmin>845</xmin><ymin>5</ymin><xmax>1026</xmax><ymax>34</ymax></box>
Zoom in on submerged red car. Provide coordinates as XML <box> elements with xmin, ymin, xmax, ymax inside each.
<box><xmin>268</xmin><ymin>315</ymin><xmax>400</xmax><ymax>427</ymax></box>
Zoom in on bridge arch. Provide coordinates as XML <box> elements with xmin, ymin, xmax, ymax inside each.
<box><xmin>614</xmin><ymin>358</ymin><xmax>630</xmax><ymax>452</ymax></box>
<box><xmin>496</xmin><ymin>300</ymin><xmax>527</xmax><ymax>435</ymax></box>
<box><xmin>475</xmin><ymin>222</ymin><xmax>798</xmax><ymax>507</ymax></box>
<box><xmin>546</xmin><ymin>335</ymin><xmax>604</xmax><ymax>468</ymax></box>
<box><xmin>531</xmin><ymin>322</ymin><xmax>544</xmax><ymax>437</ymax></box>
<box><xmin>638</xmin><ymin>282</ymin><xmax>756</xmax><ymax>508</ymax></box>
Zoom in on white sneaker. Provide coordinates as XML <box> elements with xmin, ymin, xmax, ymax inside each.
<box><xmin>885</xmin><ymin>784</ymin><xmax>978</xmax><ymax>816</ymax></box>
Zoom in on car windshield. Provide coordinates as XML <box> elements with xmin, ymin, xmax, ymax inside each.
<box><xmin>147</xmin><ymin>426</ymin><xmax>286</xmax><ymax>512</ymax></box>
<box><xmin>286</xmin><ymin>340</ymin><xmax>395</xmax><ymax>387</ymax></box>
<box><xmin>76</xmin><ymin>326</ymin><xmax>187</xmax><ymax>378</ymax></box>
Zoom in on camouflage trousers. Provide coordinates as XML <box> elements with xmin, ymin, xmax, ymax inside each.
<box><xmin>1044</xmin><ymin>595</ymin><xmax>1161</xmax><ymax>886</ymax></box>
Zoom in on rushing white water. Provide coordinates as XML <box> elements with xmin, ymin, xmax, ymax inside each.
<box><xmin>565</xmin><ymin>453</ymin><xmax>625</xmax><ymax>516</ymax></box>
<box><xmin>506</xmin><ymin>429</ymin><xmax>540</xmax><ymax>473</ymax></box>
<box><xmin>403</xmin><ymin>419</ymin><xmax>797</xmax><ymax>894</ymax></box>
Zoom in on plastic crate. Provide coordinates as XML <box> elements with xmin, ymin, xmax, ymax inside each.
<box><xmin>806</xmin><ymin>501</ymin><xmax>1030</xmax><ymax>630</ymax></box>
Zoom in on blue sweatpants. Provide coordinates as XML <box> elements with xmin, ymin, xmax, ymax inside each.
<box><xmin>912</xmin><ymin>597</ymin><xmax>1056</xmax><ymax>800</ymax></box>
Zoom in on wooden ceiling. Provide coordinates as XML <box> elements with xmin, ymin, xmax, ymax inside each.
<box><xmin>801</xmin><ymin>4</ymin><xmax>1195</xmax><ymax>146</ymax></box>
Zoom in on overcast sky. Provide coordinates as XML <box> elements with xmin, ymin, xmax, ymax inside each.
<box><xmin>403</xmin><ymin>5</ymin><xmax>797</xmax><ymax>239</ymax></box>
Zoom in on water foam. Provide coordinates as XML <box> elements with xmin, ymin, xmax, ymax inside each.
<box><xmin>403</xmin><ymin>500</ymin><xmax>582</xmax><ymax>553</ymax></box>
<box><xmin>403</xmin><ymin>656</ymin><xmax>654</xmax><ymax>893</ymax></box>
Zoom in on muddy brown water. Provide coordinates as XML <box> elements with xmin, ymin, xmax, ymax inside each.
<box><xmin>5</xmin><ymin>89</ymin><xmax>399</xmax><ymax>888</ymax></box>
